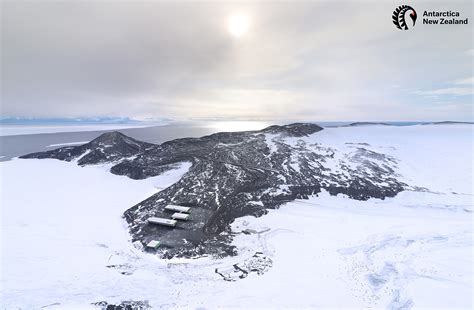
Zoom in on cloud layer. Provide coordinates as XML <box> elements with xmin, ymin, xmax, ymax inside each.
<box><xmin>1</xmin><ymin>1</ymin><xmax>473</xmax><ymax>121</ymax></box>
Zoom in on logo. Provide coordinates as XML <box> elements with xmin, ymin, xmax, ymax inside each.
<box><xmin>392</xmin><ymin>5</ymin><xmax>417</xmax><ymax>30</ymax></box>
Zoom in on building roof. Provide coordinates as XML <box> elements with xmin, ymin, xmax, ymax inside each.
<box><xmin>164</xmin><ymin>204</ymin><xmax>191</xmax><ymax>213</ymax></box>
<box><xmin>148</xmin><ymin>217</ymin><xmax>177</xmax><ymax>227</ymax></box>
<box><xmin>172</xmin><ymin>212</ymin><xmax>190</xmax><ymax>220</ymax></box>
<box><xmin>146</xmin><ymin>240</ymin><xmax>161</xmax><ymax>248</ymax></box>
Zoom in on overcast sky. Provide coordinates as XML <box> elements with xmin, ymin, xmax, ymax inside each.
<box><xmin>1</xmin><ymin>0</ymin><xmax>473</xmax><ymax>121</ymax></box>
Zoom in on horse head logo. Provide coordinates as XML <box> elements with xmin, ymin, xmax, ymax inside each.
<box><xmin>392</xmin><ymin>5</ymin><xmax>417</xmax><ymax>30</ymax></box>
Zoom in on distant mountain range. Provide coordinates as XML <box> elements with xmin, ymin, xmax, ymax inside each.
<box><xmin>0</xmin><ymin>117</ymin><xmax>172</xmax><ymax>125</ymax></box>
<box><xmin>422</xmin><ymin>121</ymin><xmax>474</xmax><ymax>125</ymax></box>
<box><xmin>333</xmin><ymin>121</ymin><xmax>474</xmax><ymax>127</ymax></box>
<box><xmin>2</xmin><ymin>118</ymin><xmax>472</xmax><ymax>127</ymax></box>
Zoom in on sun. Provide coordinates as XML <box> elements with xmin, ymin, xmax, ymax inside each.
<box><xmin>227</xmin><ymin>13</ymin><xmax>250</xmax><ymax>38</ymax></box>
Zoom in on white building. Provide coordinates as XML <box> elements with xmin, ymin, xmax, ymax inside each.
<box><xmin>146</xmin><ymin>240</ymin><xmax>161</xmax><ymax>249</ymax></box>
<box><xmin>172</xmin><ymin>213</ymin><xmax>190</xmax><ymax>221</ymax></box>
<box><xmin>147</xmin><ymin>217</ymin><xmax>177</xmax><ymax>227</ymax></box>
<box><xmin>164</xmin><ymin>204</ymin><xmax>191</xmax><ymax>213</ymax></box>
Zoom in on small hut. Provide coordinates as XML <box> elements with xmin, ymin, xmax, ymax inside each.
<box><xmin>146</xmin><ymin>240</ymin><xmax>161</xmax><ymax>249</ymax></box>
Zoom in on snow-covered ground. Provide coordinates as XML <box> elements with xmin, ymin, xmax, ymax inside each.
<box><xmin>0</xmin><ymin>124</ymin><xmax>472</xmax><ymax>308</ymax></box>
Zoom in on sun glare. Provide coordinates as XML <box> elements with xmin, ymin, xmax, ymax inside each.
<box><xmin>227</xmin><ymin>13</ymin><xmax>250</xmax><ymax>38</ymax></box>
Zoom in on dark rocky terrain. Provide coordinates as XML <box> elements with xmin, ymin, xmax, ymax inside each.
<box><xmin>21</xmin><ymin>123</ymin><xmax>407</xmax><ymax>258</ymax></box>
<box><xmin>93</xmin><ymin>300</ymin><xmax>151</xmax><ymax>310</ymax></box>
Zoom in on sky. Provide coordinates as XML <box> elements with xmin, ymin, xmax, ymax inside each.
<box><xmin>1</xmin><ymin>0</ymin><xmax>473</xmax><ymax>121</ymax></box>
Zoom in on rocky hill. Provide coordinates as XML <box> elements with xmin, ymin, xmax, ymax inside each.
<box><xmin>21</xmin><ymin>123</ymin><xmax>406</xmax><ymax>258</ymax></box>
<box><xmin>21</xmin><ymin>132</ymin><xmax>154</xmax><ymax>166</ymax></box>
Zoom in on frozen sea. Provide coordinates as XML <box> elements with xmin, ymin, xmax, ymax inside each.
<box><xmin>0</xmin><ymin>121</ymin><xmax>473</xmax><ymax>309</ymax></box>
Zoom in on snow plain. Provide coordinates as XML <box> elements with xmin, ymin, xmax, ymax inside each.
<box><xmin>0</xmin><ymin>124</ymin><xmax>473</xmax><ymax>309</ymax></box>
